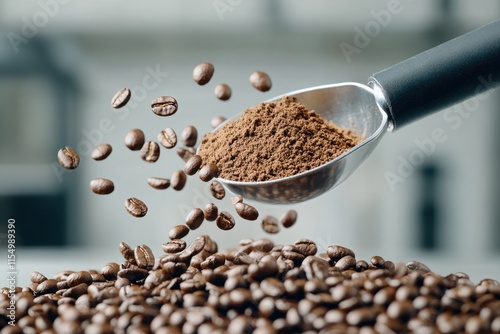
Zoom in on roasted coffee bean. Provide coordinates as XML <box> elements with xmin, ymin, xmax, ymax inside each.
<box><xmin>62</xmin><ymin>283</ymin><xmax>88</xmax><ymax>299</ymax></box>
<box><xmin>234</xmin><ymin>202</ymin><xmax>259</xmax><ymax>221</ymax></box>
<box><xmin>119</xmin><ymin>242</ymin><xmax>136</xmax><ymax>264</ymax></box>
<box><xmin>66</xmin><ymin>271</ymin><xmax>93</xmax><ymax>287</ymax></box>
<box><xmin>261</xmin><ymin>216</ymin><xmax>279</xmax><ymax>234</ymax></box>
<box><xmin>151</xmin><ymin>96</ymin><xmax>178</xmax><ymax>116</ymax></box>
<box><xmin>280</xmin><ymin>210</ymin><xmax>297</xmax><ymax>228</ymax></box>
<box><xmin>301</xmin><ymin>256</ymin><xmax>329</xmax><ymax>280</ymax></box>
<box><xmin>200</xmin><ymin>253</ymin><xmax>226</xmax><ymax>270</ymax></box>
<box><xmin>30</xmin><ymin>271</ymin><xmax>47</xmax><ymax>284</ymax></box>
<box><xmin>199</xmin><ymin>163</ymin><xmax>218</xmax><ymax>182</ymax></box>
<box><xmin>182</xmin><ymin>236</ymin><xmax>207</xmax><ymax>260</ymax></box>
<box><xmin>371</xmin><ymin>255</ymin><xmax>385</xmax><ymax>268</ymax></box>
<box><xmin>204</xmin><ymin>203</ymin><xmax>218</xmax><ymax>221</ymax></box>
<box><xmin>134</xmin><ymin>244</ymin><xmax>155</xmax><ymax>270</ymax></box>
<box><xmin>181</xmin><ymin>125</ymin><xmax>198</xmax><ymax>147</ymax></box>
<box><xmin>111</xmin><ymin>87</ymin><xmax>131</xmax><ymax>108</ymax></box>
<box><xmin>326</xmin><ymin>245</ymin><xmax>355</xmax><ymax>261</ymax></box>
<box><xmin>124</xmin><ymin>129</ymin><xmax>145</xmax><ymax>151</ymax></box>
<box><xmin>176</xmin><ymin>147</ymin><xmax>196</xmax><ymax>162</ymax></box>
<box><xmin>147</xmin><ymin>177</ymin><xmax>170</xmax><ymax>190</ymax></box>
<box><xmin>214</xmin><ymin>83</ymin><xmax>231</xmax><ymax>101</ymax></box>
<box><xmin>210</xmin><ymin>181</ymin><xmax>225</xmax><ymax>200</ymax></box>
<box><xmin>210</xmin><ymin>116</ymin><xmax>226</xmax><ymax>129</ymax></box>
<box><xmin>193</xmin><ymin>62</ymin><xmax>214</xmax><ymax>85</ymax></box>
<box><xmin>90</xmin><ymin>178</ymin><xmax>114</xmax><ymax>195</ymax></box>
<box><xmin>185</xmin><ymin>208</ymin><xmax>205</xmax><ymax>230</ymax></box>
<box><xmin>91</xmin><ymin>143</ymin><xmax>112</xmax><ymax>161</ymax></box>
<box><xmin>158</xmin><ymin>128</ymin><xmax>177</xmax><ymax>149</ymax></box>
<box><xmin>118</xmin><ymin>267</ymin><xmax>149</xmax><ymax>282</ymax></box>
<box><xmin>249</xmin><ymin>71</ymin><xmax>272</xmax><ymax>92</ymax></box>
<box><xmin>36</xmin><ymin>279</ymin><xmax>58</xmax><ymax>295</ymax></box>
<box><xmin>335</xmin><ymin>255</ymin><xmax>356</xmax><ymax>271</ymax></box>
<box><xmin>168</xmin><ymin>224</ymin><xmax>189</xmax><ymax>240</ymax></box>
<box><xmin>216</xmin><ymin>211</ymin><xmax>236</xmax><ymax>231</ymax></box>
<box><xmin>171</xmin><ymin>170</ymin><xmax>187</xmax><ymax>190</ymax></box>
<box><xmin>140</xmin><ymin>141</ymin><xmax>160</xmax><ymax>163</ymax></box>
<box><xmin>294</xmin><ymin>239</ymin><xmax>317</xmax><ymax>256</ymax></box>
<box><xmin>125</xmin><ymin>197</ymin><xmax>148</xmax><ymax>217</ymax></box>
<box><xmin>231</xmin><ymin>195</ymin><xmax>243</xmax><ymax>205</ymax></box>
<box><xmin>101</xmin><ymin>263</ymin><xmax>120</xmax><ymax>280</ymax></box>
<box><xmin>184</xmin><ymin>155</ymin><xmax>203</xmax><ymax>175</ymax></box>
<box><xmin>57</xmin><ymin>146</ymin><xmax>80</xmax><ymax>169</ymax></box>
<box><xmin>162</xmin><ymin>239</ymin><xmax>187</xmax><ymax>253</ymax></box>
<box><xmin>407</xmin><ymin>261</ymin><xmax>431</xmax><ymax>273</ymax></box>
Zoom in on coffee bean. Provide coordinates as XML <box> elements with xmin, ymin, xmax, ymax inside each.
<box><xmin>36</xmin><ymin>279</ymin><xmax>58</xmax><ymax>295</ymax></box>
<box><xmin>346</xmin><ymin>307</ymin><xmax>377</xmax><ymax>326</ymax></box>
<box><xmin>407</xmin><ymin>261</ymin><xmax>431</xmax><ymax>273</ymax></box>
<box><xmin>118</xmin><ymin>267</ymin><xmax>149</xmax><ymax>282</ymax></box>
<box><xmin>90</xmin><ymin>178</ymin><xmax>115</xmax><ymax>195</ymax></box>
<box><xmin>162</xmin><ymin>239</ymin><xmax>187</xmax><ymax>253</ymax></box>
<box><xmin>214</xmin><ymin>83</ymin><xmax>231</xmax><ymax>101</ymax></box>
<box><xmin>168</xmin><ymin>225</ymin><xmax>189</xmax><ymax>240</ymax></box>
<box><xmin>158</xmin><ymin>128</ymin><xmax>177</xmax><ymax>149</ymax></box>
<box><xmin>57</xmin><ymin>146</ymin><xmax>80</xmax><ymax>169</ymax></box>
<box><xmin>171</xmin><ymin>170</ymin><xmax>187</xmax><ymax>190</ymax></box>
<box><xmin>124</xmin><ymin>197</ymin><xmax>148</xmax><ymax>218</ymax></box>
<box><xmin>185</xmin><ymin>208</ymin><xmax>205</xmax><ymax>230</ymax></box>
<box><xmin>140</xmin><ymin>141</ymin><xmax>160</xmax><ymax>163</ymax></box>
<box><xmin>91</xmin><ymin>143</ymin><xmax>112</xmax><ymax>161</ymax></box>
<box><xmin>210</xmin><ymin>116</ymin><xmax>226</xmax><ymax>129</ymax></box>
<box><xmin>181</xmin><ymin>125</ymin><xmax>198</xmax><ymax>147</ymax></box>
<box><xmin>249</xmin><ymin>71</ymin><xmax>272</xmax><ymax>92</ymax></box>
<box><xmin>193</xmin><ymin>62</ymin><xmax>214</xmax><ymax>85</ymax></box>
<box><xmin>216</xmin><ymin>211</ymin><xmax>235</xmax><ymax>231</ymax></box>
<box><xmin>182</xmin><ymin>236</ymin><xmax>207</xmax><ymax>260</ymax></box>
<box><xmin>235</xmin><ymin>202</ymin><xmax>259</xmax><ymax>221</ymax></box>
<box><xmin>101</xmin><ymin>263</ymin><xmax>120</xmax><ymax>280</ymax></box>
<box><xmin>335</xmin><ymin>255</ymin><xmax>357</xmax><ymax>271</ymax></box>
<box><xmin>111</xmin><ymin>87</ymin><xmax>131</xmax><ymax>108</ymax></box>
<box><xmin>200</xmin><ymin>253</ymin><xmax>226</xmax><ymax>270</ymax></box>
<box><xmin>151</xmin><ymin>96</ymin><xmax>178</xmax><ymax>116</ymax></box>
<box><xmin>184</xmin><ymin>155</ymin><xmax>203</xmax><ymax>175</ymax></box>
<box><xmin>147</xmin><ymin>177</ymin><xmax>170</xmax><ymax>190</ymax></box>
<box><xmin>371</xmin><ymin>256</ymin><xmax>385</xmax><ymax>268</ymax></box>
<box><xmin>30</xmin><ymin>271</ymin><xmax>47</xmax><ymax>284</ymax></box>
<box><xmin>280</xmin><ymin>210</ymin><xmax>297</xmax><ymax>228</ymax></box>
<box><xmin>204</xmin><ymin>203</ymin><xmax>218</xmax><ymax>221</ymax></box>
<box><xmin>125</xmin><ymin>129</ymin><xmax>145</xmax><ymax>151</ymax></box>
<box><xmin>119</xmin><ymin>242</ymin><xmax>136</xmax><ymax>264</ymax></box>
<box><xmin>177</xmin><ymin>147</ymin><xmax>196</xmax><ymax>162</ymax></box>
<box><xmin>231</xmin><ymin>195</ymin><xmax>243</xmax><ymax>205</ymax></box>
<box><xmin>301</xmin><ymin>256</ymin><xmax>329</xmax><ymax>281</ymax></box>
<box><xmin>294</xmin><ymin>239</ymin><xmax>317</xmax><ymax>256</ymax></box>
<box><xmin>326</xmin><ymin>245</ymin><xmax>355</xmax><ymax>261</ymax></box>
<box><xmin>261</xmin><ymin>216</ymin><xmax>279</xmax><ymax>234</ymax></box>
<box><xmin>66</xmin><ymin>271</ymin><xmax>93</xmax><ymax>287</ymax></box>
<box><xmin>210</xmin><ymin>181</ymin><xmax>225</xmax><ymax>200</ymax></box>
<box><xmin>134</xmin><ymin>245</ymin><xmax>155</xmax><ymax>270</ymax></box>
<box><xmin>199</xmin><ymin>163</ymin><xmax>218</xmax><ymax>182</ymax></box>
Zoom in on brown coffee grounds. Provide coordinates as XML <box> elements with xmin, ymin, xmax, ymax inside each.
<box><xmin>198</xmin><ymin>96</ymin><xmax>362</xmax><ymax>182</ymax></box>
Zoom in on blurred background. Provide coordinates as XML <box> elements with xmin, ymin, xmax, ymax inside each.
<box><xmin>0</xmin><ymin>0</ymin><xmax>499</xmax><ymax>286</ymax></box>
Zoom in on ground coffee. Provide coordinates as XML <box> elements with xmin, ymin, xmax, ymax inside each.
<box><xmin>198</xmin><ymin>96</ymin><xmax>361</xmax><ymax>182</ymax></box>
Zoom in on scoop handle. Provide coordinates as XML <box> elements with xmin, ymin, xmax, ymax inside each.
<box><xmin>369</xmin><ymin>20</ymin><xmax>500</xmax><ymax>130</ymax></box>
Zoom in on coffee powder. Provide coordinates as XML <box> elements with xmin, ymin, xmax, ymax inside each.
<box><xmin>198</xmin><ymin>96</ymin><xmax>361</xmax><ymax>182</ymax></box>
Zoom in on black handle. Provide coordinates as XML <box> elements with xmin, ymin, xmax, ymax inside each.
<box><xmin>369</xmin><ymin>20</ymin><xmax>500</xmax><ymax>130</ymax></box>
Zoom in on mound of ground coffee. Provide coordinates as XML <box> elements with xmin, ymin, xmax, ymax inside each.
<box><xmin>198</xmin><ymin>96</ymin><xmax>361</xmax><ymax>182</ymax></box>
<box><xmin>3</xmin><ymin>238</ymin><xmax>499</xmax><ymax>333</ymax></box>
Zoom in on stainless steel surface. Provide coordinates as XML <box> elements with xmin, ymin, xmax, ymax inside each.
<box><xmin>212</xmin><ymin>83</ymin><xmax>389</xmax><ymax>204</ymax></box>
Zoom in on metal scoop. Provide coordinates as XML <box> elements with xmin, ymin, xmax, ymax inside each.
<box><xmin>212</xmin><ymin>20</ymin><xmax>500</xmax><ymax>204</ymax></box>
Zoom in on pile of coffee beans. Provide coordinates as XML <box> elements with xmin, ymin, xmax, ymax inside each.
<box><xmin>2</xmin><ymin>238</ymin><xmax>500</xmax><ymax>333</ymax></box>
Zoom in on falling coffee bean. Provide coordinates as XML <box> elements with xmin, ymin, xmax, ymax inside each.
<box><xmin>280</xmin><ymin>210</ymin><xmax>297</xmax><ymax>228</ymax></box>
<box><xmin>181</xmin><ymin>125</ymin><xmax>198</xmax><ymax>147</ymax></box>
<box><xmin>119</xmin><ymin>242</ymin><xmax>136</xmax><ymax>264</ymax></box>
<box><xmin>147</xmin><ymin>177</ymin><xmax>170</xmax><ymax>190</ymax></box>
<box><xmin>124</xmin><ymin>197</ymin><xmax>148</xmax><ymax>218</ymax></box>
<box><xmin>171</xmin><ymin>170</ymin><xmax>187</xmax><ymax>191</ymax></box>
<box><xmin>235</xmin><ymin>202</ymin><xmax>259</xmax><ymax>221</ymax></box>
<box><xmin>184</xmin><ymin>155</ymin><xmax>203</xmax><ymax>176</ymax></box>
<box><xmin>111</xmin><ymin>87</ymin><xmax>131</xmax><ymax>108</ymax></box>
<box><xmin>134</xmin><ymin>245</ymin><xmax>155</xmax><ymax>270</ymax></box>
<box><xmin>162</xmin><ymin>239</ymin><xmax>187</xmax><ymax>253</ymax></box>
<box><xmin>124</xmin><ymin>129</ymin><xmax>145</xmax><ymax>151</ymax></box>
<box><xmin>57</xmin><ymin>146</ymin><xmax>80</xmax><ymax>169</ymax></box>
<box><xmin>199</xmin><ymin>163</ymin><xmax>218</xmax><ymax>182</ymax></box>
<box><xmin>140</xmin><ymin>141</ymin><xmax>160</xmax><ymax>163</ymax></box>
<box><xmin>90</xmin><ymin>178</ymin><xmax>115</xmax><ymax>195</ymax></box>
<box><xmin>193</xmin><ymin>62</ymin><xmax>214</xmax><ymax>85</ymax></box>
<box><xmin>177</xmin><ymin>147</ymin><xmax>196</xmax><ymax>162</ymax></box>
<box><xmin>214</xmin><ymin>83</ymin><xmax>231</xmax><ymax>101</ymax></box>
<box><xmin>204</xmin><ymin>203</ymin><xmax>218</xmax><ymax>221</ymax></box>
<box><xmin>210</xmin><ymin>116</ymin><xmax>227</xmax><ymax>129</ymax></box>
<box><xmin>168</xmin><ymin>225</ymin><xmax>189</xmax><ymax>240</ymax></box>
<box><xmin>216</xmin><ymin>211</ymin><xmax>235</xmax><ymax>231</ymax></box>
<box><xmin>261</xmin><ymin>216</ymin><xmax>279</xmax><ymax>234</ymax></box>
<box><xmin>91</xmin><ymin>143</ymin><xmax>112</xmax><ymax>161</ymax></box>
<box><xmin>185</xmin><ymin>208</ymin><xmax>205</xmax><ymax>230</ymax></box>
<box><xmin>249</xmin><ymin>71</ymin><xmax>272</xmax><ymax>92</ymax></box>
<box><xmin>207</xmin><ymin>181</ymin><xmax>225</xmax><ymax>201</ymax></box>
<box><xmin>151</xmin><ymin>96</ymin><xmax>178</xmax><ymax>116</ymax></box>
<box><xmin>231</xmin><ymin>195</ymin><xmax>243</xmax><ymax>205</ymax></box>
<box><xmin>158</xmin><ymin>128</ymin><xmax>177</xmax><ymax>149</ymax></box>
